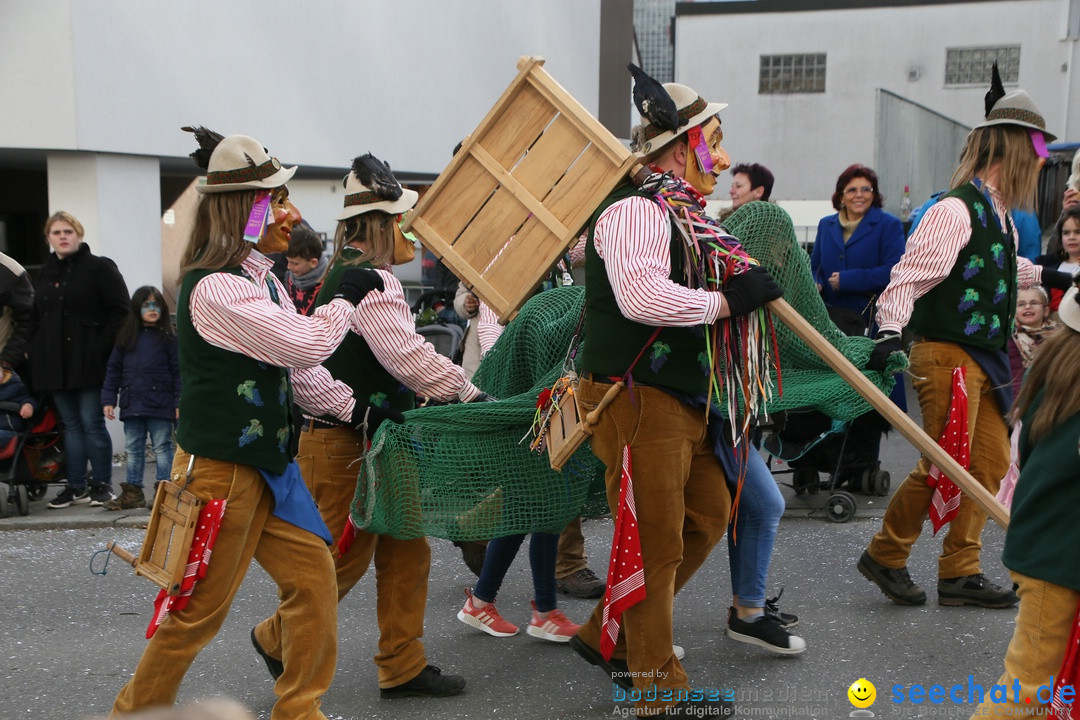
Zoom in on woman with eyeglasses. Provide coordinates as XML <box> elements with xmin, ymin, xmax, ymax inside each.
<box><xmin>99</xmin><ymin>286</ymin><xmax>180</xmax><ymax>510</ymax></box>
<box><xmin>29</xmin><ymin>211</ymin><xmax>131</xmax><ymax>509</ymax></box>
<box><xmin>811</xmin><ymin>164</ymin><xmax>906</xmax><ymax>337</ymax></box>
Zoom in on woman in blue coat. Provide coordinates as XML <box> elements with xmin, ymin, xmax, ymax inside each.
<box><xmin>812</xmin><ymin>164</ymin><xmax>906</xmax><ymax>335</ymax></box>
<box><xmin>812</xmin><ymin>164</ymin><xmax>907</xmax><ymax>462</ymax></box>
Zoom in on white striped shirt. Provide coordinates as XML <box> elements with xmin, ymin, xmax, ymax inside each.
<box><xmin>476</xmin><ymin>301</ymin><xmax>502</xmax><ymax>356</ymax></box>
<box><xmin>357</xmin><ymin>269</ymin><xmax>481</xmax><ymax>402</ymax></box>
<box><xmin>876</xmin><ymin>190</ymin><xmax>1043</xmax><ymax>334</ymax></box>
<box><xmin>593</xmin><ymin>195</ymin><xmax>725</xmax><ymax>325</ymax></box>
<box><xmin>188</xmin><ymin>251</ymin><xmax>357</xmax><ymax>421</ymax></box>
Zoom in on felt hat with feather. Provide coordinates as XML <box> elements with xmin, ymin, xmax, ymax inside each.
<box><xmin>183</xmin><ymin>126</ymin><xmax>297</xmax><ymax>194</ymax></box>
<box><xmin>627</xmin><ymin>64</ymin><xmax>727</xmax><ymax>155</ymax></box>
<box><xmin>336</xmin><ymin>153</ymin><xmax>418</xmax><ymax>221</ymax></box>
<box><xmin>973</xmin><ymin>63</ymin><xmax>1055</xmax><ymax>142</ymax></box>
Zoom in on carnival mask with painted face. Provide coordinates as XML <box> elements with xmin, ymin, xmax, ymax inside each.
<box><xmin>392</xmin><ymin>217</ymin><xmax>417</xmax><ymax>265</ymax></box>
<box><xmin>256</xmin><ymin>186</ymin><xmax>302</xmax><ymax>255</ymax></box>
<box><xmin>682</xmin><ymin>117</ymin><xmax>730</xmax><ymax>197</ymax></box>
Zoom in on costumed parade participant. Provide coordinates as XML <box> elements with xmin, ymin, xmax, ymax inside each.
<box><xmin>253</xmin><ymin>154</ymin><xmax>480</xmax><ymax>699</ymax></box>
<box><xmin>568</xmin><ymin>66</ymin><xmax>783</xmax><ymax>716</ymax></box>
<box><xmin>858</xmin><ymin>67</ymin><xmax>1074</xmax><ymax>609</ymax></box>
<box><xmin>971</xmin><ymin>282</ymin><xmax>1080</xmax><ymax>719</ymax></box>
<box><xmin>112</xmin><ymin>128</ymin><xmax>380</xmax><ymax>720</ymax></box>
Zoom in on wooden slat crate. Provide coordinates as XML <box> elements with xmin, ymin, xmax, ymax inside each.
<box><xmin>108</xmin><ymin>480</ymin><xmax>202</xmax><ymax>596</ymax></box>
<box><xmin>403</xmin><ymin>55</ymin><xmax>640</xmax><ymax>323</ymax></box>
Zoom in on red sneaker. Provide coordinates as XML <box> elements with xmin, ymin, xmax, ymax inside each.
<box><xmin>526</xmin><ymin>601</ymin><xmax>580</xmax><ymax>643</ymax></box>
<box><xmin>457</xmin><ymin>588</ymin><xmax>519</xmax><ymax>637</ymax></box>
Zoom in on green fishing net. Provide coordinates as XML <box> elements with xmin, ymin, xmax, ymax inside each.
<box><xmin>352</xmin><ymin>201</ymin><xmax>904</xmax><ymax>540</ymax></box>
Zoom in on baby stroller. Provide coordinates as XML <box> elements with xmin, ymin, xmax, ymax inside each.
<box><xmin>0</xmin><ymin>400</ymin><xmax>66</xmax><ymax>517</ymax></box>
<box><xmin>764</xmin><ymin>408</ymin><xmax>891</xmax><ymax>523</ymax></box>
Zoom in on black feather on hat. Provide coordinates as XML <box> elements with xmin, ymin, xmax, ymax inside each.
<box><xmin>181</xmin><ymin>125</ymin><xmax>225</xmax><ymax>170</ymax></box>
<box><xmin>984</xmin><ymin>62</ymin><xmax>1007</xmax><ymax>118</ymax></box>
<box><xmin>628</xmin><ymin>63</ymin><xmax>679</xmax><ymax>133</ymax></box>
<box><xmin>352</xmin><ymin>153</ymin><xmax>403</xmax><ymax>201</ymax></box>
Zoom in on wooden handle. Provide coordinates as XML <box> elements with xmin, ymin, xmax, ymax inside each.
<box><xmin>582</xmin><ymin>381</ymin><xmax>626</xmax><ymax>434</ymax></box>
<box><xmin>106</xmin><ymin>541</ymin><xmax>138</xmax><ymax>566</ymax></box>
<box><xmin>766</xmin><ymin>298</ymin><xmax>1009</xmax><ymax>529</ymax></box>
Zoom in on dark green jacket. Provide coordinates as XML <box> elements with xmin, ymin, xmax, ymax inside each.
<box><xmin>1002</xmin><ymin>391</ymin><xmax>1080</xmax><ymax>591</ymax></box>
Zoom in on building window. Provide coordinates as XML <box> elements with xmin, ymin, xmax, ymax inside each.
<box><xmin>945</xmin><ymin>46</ymin><xmax>1021</xmax><ymax>86</ymax></box>
<box><xmin>759</xmin><ymin>54</ymin><xmax>826</xmax><ymax>94</ymax></box>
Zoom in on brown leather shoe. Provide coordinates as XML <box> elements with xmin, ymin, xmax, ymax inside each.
<box><xmin>557</xmin><ymin>568</ymin><xmax>605</xmax><ymax>599</ymax></box>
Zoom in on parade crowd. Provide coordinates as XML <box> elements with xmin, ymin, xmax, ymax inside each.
<box><xmin>4</xmin><ymin>63</ymin><xmax>1078</xmax><ymax>720</ymax></box>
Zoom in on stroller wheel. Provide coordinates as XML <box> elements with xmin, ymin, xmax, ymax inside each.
<box><xmin>792</xmin><ymin>469</ymin><xmax>818</xmax><ymax>496</ymax></box>
<box><xmin>0</xmin><ymin>485</ymin><xmax>8</xmax><ymax>518</ymax></box>
<box><xmin>825</xmin><ymin>491</ymin><xmax>856</xmax><ymax>523</ymax></box>
<box><xmin>15</xmin><ymin>484</ymin><xmax>29</xmax><ymax>516</ymax></box>
<box><xmin>870</xmin><ymin>469</ymin><xmax>891</xmax><ymax>497</ymax></box>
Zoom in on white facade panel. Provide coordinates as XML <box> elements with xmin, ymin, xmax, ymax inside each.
<box><xmin>6</xmin><ymin>0</ymin><xmax>604</xmax><ymax>177</ymax></box>
<box><xmin>675</xmin><ymin>0</ymin><xmax>1077</xmax><ymax>207</ymax></box>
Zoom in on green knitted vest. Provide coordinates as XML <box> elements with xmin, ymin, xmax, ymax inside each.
<box><xmin>909</xmin><ymin>183</ymin><xmax>1017</xmax><ymax>350</ymax></box>
<box><xmin>176</xmin><ymin>267</ymin><xmax>294</xmax><ymax>474</ymax></box>
<box><xmin>313</xmin><ymin>249</ymin><xmax>415</xmax><ymax>415</ymax></box>
<box><xmin>580</xmin><ymin>183</ymin><xmax>711</xmax><ymax>395</ymax></box>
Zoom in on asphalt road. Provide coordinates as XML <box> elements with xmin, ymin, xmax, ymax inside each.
<box><xmin>0</xmin><ymin>381</ymin><xmax>1019</xmax><ymax>720</ymax></box>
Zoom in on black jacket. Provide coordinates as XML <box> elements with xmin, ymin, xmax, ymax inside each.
<box><xmin>0</xmin><ymin>253</ymin><xmax>35</xmax><ymax>371</ymax></box>
<box><xmin>27</xmin><ymin>243</ymin><xmax>130</xmax><ymax>392</ymax></box>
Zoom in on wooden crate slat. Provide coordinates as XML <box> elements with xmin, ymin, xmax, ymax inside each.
<box><xmin>454</xmin><ymin>188</ymin><xmax>532</xmax><ymax>270</ymax></box>
<box><xmin>469</xmin><ymin>144</ymin><xmax>570</xmax><ymax>238</ymax></box>
<box><xmin>523</xmin><ymin>73</ymin><xmax>634</xmax><ymax>166</ymax></box>
<box><xmin>486</xmin><ymin>217</ymin><xmax>573</xmax><ymax>311</ymax></box>
<box><xmin>476</xmin><ymin>82</ymin><xmax>558</xmax><ymax>170</ymax></box>
<box><xmin>419</xmin><ymin>156</ymin><xmax>499</xmax><ymax>250</ymax></box>
<box><xmin>545</xmin><ymin>145</ymin><xmax>633</xmax><ymax>228</ymax></box>
<box><xmin>510</xmin><ymin>114</ymin><xmax>590</xmax><ymax>200</ymax></box>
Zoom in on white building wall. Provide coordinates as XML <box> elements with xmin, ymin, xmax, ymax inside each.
<box><xmin>5</xmin><ymin>0</ymin><xmax>605</xmax><ymax>176</ymax></box>
<box><xmin>675</xmin><ymin>0</ymin><xmax>1078</xmax><ymax>206</ymax></box>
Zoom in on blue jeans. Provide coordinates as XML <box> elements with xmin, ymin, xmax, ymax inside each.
<box><xmin>123</xmin><ymin>417</ymin><xmax>175</xmax><ymax>487</ymax></box>
<box><xmin>52</xmin><ymin>387</ymin><xmax>113</xmax><ymax>492</ymax></box>
<box><xmin>717</xmin><ymin>443</ymin><xmax>786</xmax><ymax>608</ymax></box>
<box><xmin>474</xmin><ymin>532</ymin><xmax>560</xmax><ymax>612</ymax></box>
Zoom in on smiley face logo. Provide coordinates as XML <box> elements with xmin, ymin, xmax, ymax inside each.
<box><xmin>848</xmin><ymin>678</ymin><xmax>876</xmax><ymax>709</ymax></box>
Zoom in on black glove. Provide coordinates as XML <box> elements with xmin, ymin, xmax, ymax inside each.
<box><xmin>867</xmin><ymin>332</ymin><xmax>902</xmax><ymax>372</ymax></box>
<box><xmin>722</xmin><ymin>266</ymin><xmax>783</xmax><ymax>317</ymax></box>
<box><xmin>351</xmin><ymin>403</ymin><xmax>404</xmax><ymax>441</ymax></box>
<box><xmin>469</xmin><ymin>391</ymin><xmax>497</xmax><ymax>403</ymax></box>
<box><xmin>1041</xmin><ymin>269</ymin><xmax>1076</xmax><ymax>292</ymax></box>
<box><xmin>333</xmin><ymin>268</ymin><xmax>385</xmax><ymax>305</ymax></box>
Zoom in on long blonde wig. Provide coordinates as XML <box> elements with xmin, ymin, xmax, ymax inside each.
<box><xmin>179</xmin><ymin>190</ymin><xmax>257</xmax><ymax>276</ymax></box>
<box><xmin>329</xmin><ymin>211</ymin><xmax>395</xmax><ymax>268</ymax></box>
<box><xmin>951</xmin><ymin>125</ymin><xmax>1040</xmax><ymax>210</ymax></box>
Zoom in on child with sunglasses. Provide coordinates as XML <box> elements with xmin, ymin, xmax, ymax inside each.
<box><xmin>100</xmin><ymin>285</ymin><xmax>180</xmax><ymax>510</ymax></box>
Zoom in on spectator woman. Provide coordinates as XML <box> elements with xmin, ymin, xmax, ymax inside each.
<box><xmin>1035</xmin><ymin>206</ymin><xmax>1080</xmax><ymax>313</ymax></box>
<box><xmin>812</xmin><ymin>164</ymin><xmax>906</xmax><ymax>336</ymax></box>
<box><xmin>30</xmin><ymin>211</ymin><xmax>130</xmax><ymax>509</ymax></box>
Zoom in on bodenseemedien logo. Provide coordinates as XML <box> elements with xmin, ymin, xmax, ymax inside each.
<box><xmin>847</xmin><ymin>678</ymin><xmax>876</xmax><ymax>717</ymax></box>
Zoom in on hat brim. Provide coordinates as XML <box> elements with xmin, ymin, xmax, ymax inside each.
<box><xmin>974</xmin><ymin>118</ymin><xmax>1057</xmax><ymax>144</ymax></box>
<box><xmin>635</xmin><ymin>100</ymin><xmax>728</xmax><ymax>156</ymax></box>
<box><xmin>1060</xmin><ymin>285</ymin><xmax>1080</xmax><ymax>332</ymax></box>
<box><xmin>335</xmin><ymin>188</ymin><xmax>419</xmax><ymax>221</ymax></box>
<box><xmin>196</xmin><ymin>165</ymin><xmax>298</xmax><ymax>194</ymax></box>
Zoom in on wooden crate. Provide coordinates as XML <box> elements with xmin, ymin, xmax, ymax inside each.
<box><xmin>135</xmin><ymin>481</ymin><xmax>202</xmax><ymax>595</ymax></box>
<box><xmin>403</xmin><ymin>55</ymin><xmax>640</xmax><ymax>323</ymax></box>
